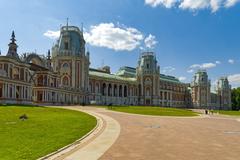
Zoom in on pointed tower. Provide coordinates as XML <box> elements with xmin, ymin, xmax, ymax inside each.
<box><xmin>136</xmin><ymin>52</ymin><xmax>160</xmax><ymax>105</ymax></box>
<box><xmin>216</xmin><ymin>77</ymin><xmax>231</xmax><ymax>110</ymax></box>
<box><xmin>51</xmin><ymin>24</ymin><xmax>90</xmax><ymax>104</ymax></box>
<box><xmin>7</xmin><ymin>31</ymin><xmax>20</xmax><ymax>60</ymax></box>
<box><xmin>191</xmin><ymin>70</ymin><xmax>211</xmax><ymax>109</ymax></box>
<box><xmin>46</xmin><ymin>49</ymin><xmax>52</xmax><ymax>69</ymax></box>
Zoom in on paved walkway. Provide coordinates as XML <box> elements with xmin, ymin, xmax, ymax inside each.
<box><xmin>99</xmin><ymin>109</ymin><xmax>240</xmax><ymax>160</ymax></box>
<box><xmin>45</xmin><ymin>107</ymin><xmax>240</xmax><ymax>160</ymax></box>
<box><xmin>44</xmin><ymin>107</ymin><xmax>120</xmax><ymax>160</ymax></box>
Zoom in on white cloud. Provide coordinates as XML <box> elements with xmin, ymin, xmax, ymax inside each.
<box><xmin>145</xmin><ymin>0</ymin><xmax>179</xmax><ymax>8</ymax></box>
<box><xmin>179</xmin><ymin>0</ymin><xmax>210</xmax><ymax>10</ymax></box>
<box><xmin>144</xmin><ymin>34</ymin><xmax>158</xmax><ymax>49</ymax></box>
<box><xmin>188</xmin><ymin>61</ymin><xmax>220</xmax><ymax>73</ymax></box>
<box><xmin>43</xmin><ymin>30</ymin><xmax>60</xmax><ymax>39</ymax></box>
<box><xmin>225</xmin><ymin>0</ymin><xmax>240</xmax><ymax>7</ymax></box>
<box><xmin>162</xmin><ymin>66</ymin><xmax>176</xmax><ymax>73</ymax></box>
<box><xmin>201</xmin><ymin>62</ymin><xmax>217</xmax><ymax>69</ymax></box>
<box><xmin>179</xmin><ymin>0</ymin><xmax>225</xmax><ymax>12</ymax></box>
<box><xmin>84</xmin><ymin>23</ymin><xmax>144</xmax><ymax>51</ymax></box>
<box><xmin>190</xmin><ymin>62</ymin><xmax>217</xmax><ymax>69</ymax></box>
<box><xmin>179</xmin><ymin>76</ymin><xmax>187</xmax><ymax>81</ymax></box>
<box><xmin>145</xmin><ymin>0</ymin><xmax>240</xmax><ymax>12</ymax></box>
<box><xmin>187</xmin><ymin>69</ymin><xmax>194</xmax><ymax>73</ymax></box>
<box><xmin>228</xmin><ymin>74</ymin><xmax>240</xmax><ymax>86</ymax></box>
<box><xmin>228</xmin><ymin>59</ymin><xmax>234</xmax><ymax>64</ymax></box>
<box><xmin>44</xmin><ymin>23</ymin><xmax>144</xmax><ymax>51</ymax></box>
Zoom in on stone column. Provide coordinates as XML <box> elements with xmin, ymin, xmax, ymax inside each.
<box><xmin>170</xmin><ymin>92</ymin><xmax>172</xmax><ymax>107</ymax></box>
<box><xmin>7</xmin><ymin>84</ymin><xmax>10</xmax><ymax>98</ymax></box>
<box><xmin>2</xmin><ymin>83</ymin><xmax>4</xmax><ymax>98</ymax></box>
<box><xmin>13</xmin><ymin>85</ymin><xmax>16</xmax><ymax>99</ymax></box>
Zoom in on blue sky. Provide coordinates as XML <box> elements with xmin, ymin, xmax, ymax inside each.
<box><xmin>0</xmin><ymin>0</ymin><xmax>240</xmax><ymax>88</ymax></box>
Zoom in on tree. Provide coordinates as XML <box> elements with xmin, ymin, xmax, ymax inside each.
<box><xmin>231</xmin><ymin>87</ymin><xmax>240</xmax><ymax>110</ymax></box>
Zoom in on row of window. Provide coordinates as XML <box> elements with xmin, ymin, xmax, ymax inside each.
<box><xmin>0</xmin><ymin>63</ymin><xmax>29</xmax><ymax>82</ymax></box>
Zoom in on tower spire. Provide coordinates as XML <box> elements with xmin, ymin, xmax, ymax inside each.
<box><xmin>7</xmin><ymin>30</ymin><xmax>20</xmax><ymax>60</ymax></box>
<box><xmin>81</xmin><ymin>22</ymin><xmax>83</xmax><ymax>32</ymax></box>
<box><xmin>66</xmin><ymin>17</ymin><xmax>69</xmax><ymax>30</ymax></box>
<box><xmin>46</xmin><ymin>49</ymin><xmax>52</xmax><ymax>70</ymax></box>
<box><xmin>11</xmin><ymin>31</ymin><xmax>16</xmax><ymax>43</ymax></box>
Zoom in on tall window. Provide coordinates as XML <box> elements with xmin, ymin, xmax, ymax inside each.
<box><xmin>64</xmin><ymin>42</ymin><xmax>69</xmax><ymax>50</ymax></box>
<box><xmin>63</xmin><ymin>76</ymin><xmax>69</xmax><ymax>86</ymax></box>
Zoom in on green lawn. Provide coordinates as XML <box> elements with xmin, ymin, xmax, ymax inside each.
<box><xmin>0</xmin><ymin>106</ymin><xmax>97</xmax><ymax>160</ymax></box>
<box><xmin>107</xmin><ymin>106</ymin><xmax>198</xmax><ymax>116</ymax></box>
<box><xmin>214</xmin><ymin>110</ymin><xmax>240</xmax><ymax>116</ymax></box>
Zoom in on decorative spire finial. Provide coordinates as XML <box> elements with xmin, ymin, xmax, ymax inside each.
<box><xmin>7</xmin><ymin>31</ymin><xmax>20</xmax><ymax>60</ymax></box>
<box><xmin>47</xmin><ymin>49</ymin><xmax>51</xmax><ymax>60</ymax></box>
<box><xmin>11</xmin><ymin>31</ymin><xmax>16</xmax><ymax>43</ymax></box>
<box><xmin>66</xmin><ymin>18</ymin><xmax>69</xmax><ymax>30</ymax></box>
<box><xmin>81</xmin><ymin>22</ymin><xmax>83</xmax><ymax>32</ymax></box>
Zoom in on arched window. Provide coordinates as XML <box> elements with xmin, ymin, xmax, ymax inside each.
<box><xmin>64</xmin><ymin>42</ymin><xmax>69</xmax><ymax>50</ymax></box>
<box><xmin>102</xmin><ymin>83</ymin><xmax>106</xmax><ymax>96</ymax></box>
<box><xmin>108</xmin><ymin>84</ymin><xmax>112</xmax><ymax>96</ymax></box>
<box><xmin>37</xmin><ymin>75</ymin><xmax>43</xmax><ymax>86</ymax></box>
<box><xmin>146</xmin><ymin>87</ymin><xmax>150</xmax><ymax>96</ymax></box>
<box><xmin>63</xmin><ymin>76</ymin><xmax>69</xmax><ymax>86</ymax></box>
<box><xmin>62</xmin><ymin>63</ymin><xmax>69</xmax><ymax>68</ymax></box>
<box><xmin>89</xmin><ymin>82</ymin><xmax>92</xmax><ymax>92</ymax></box>
<box><xmin>124</xmin><ymin>86</ymin><xmax>127</xmax><ymax>97</ymax></box>
<box><xmin>95</xmin><ymin>83</ymin><xmax>99</xmax><ymax>93</ymax></box>
<box><xmin>119</xmin><ymin>85</ymin><xmax>122</xmax><ymax>97</ymax></box>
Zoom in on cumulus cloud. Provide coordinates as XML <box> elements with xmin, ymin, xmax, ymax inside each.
<box><xmin>84</xmin><ymin>23</ymin><xmax>143</xmax><ymax>51</ymax></box>
<box><xmin>225</xmin><ymin>0</ymin><xmax>240</xmax><ymax>7</ymax></box>
<box><xmin>43</xmin><ymin>30</ymin><xmax>60</xmax><ymax>39</ymax></box>
<box><xmin>179</xmin><ymin>76</ymin><xmax>187</xmax><ymax>81</ymax></box>
<box><xmin>144</xmin><ymin>34</ymin><xmax>158</xmax><ymax>49</ymax></box>
<box><xmin>187</xmin><ymin>61</ymin><xmax>220</xmax><ymax>73</ymax></box>
<box><xmin>228</xmin><ymin>74</ymin><xmax>240</xmax><ymax>86</ymax></box>
<box><xmin>190</xmin><ymin>62</ymin><xmax>217</xmax><ymax>69</ymax></box>
<box><xmin>44</xmin><ymin>23</ymin><xmax>159</xmax><ymax>51</ymax></box>
<box><xmin>162</xmin><ymin>66</ymin><xmax>176</xmax><ymax>73</ymax></box>
<box><xmin>187</xmin><ymin>69</ymin><xmax>194</xmax><ymax>73</ymax></box>
<box><xmin>145</xmin><ymin>0</ymin><xmax>179</xmax><ymax>8</ymax></box>
<box><xmin>145</xmin><ymin>0</ymin><xmax>240</xmax><ymax>12</ymax></box>
<box><xmin>228</xmin><ymin>59</ymin><xmax>234</xmax><ymax>64</ymax></box>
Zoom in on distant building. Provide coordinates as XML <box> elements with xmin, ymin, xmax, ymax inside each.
<box><xmin>0</xmin><ymin>25</ymin><xmax>232</xmax><ymax>109</ymax></box>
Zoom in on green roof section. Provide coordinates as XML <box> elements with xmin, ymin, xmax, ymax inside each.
<box><xmin>116</xmin><ymin>66</ymin><xmax>136</xmax><ymax>78</ymax></box>
<box><xmin>160</xmin><ymin>74</ymin><xmax>182</xmax><ymax>84</ymax></box>
<box><xmin>89</xmin><ymin>67</ymin><xmax>185</xmax><ymax>84</ymax></box>
<box><xmin>89</xmin><ymin>69</ymin><xmax>136</xmax><ymax>82</ymax></box>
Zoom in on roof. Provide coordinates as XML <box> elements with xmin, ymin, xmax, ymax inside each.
<box><xmin>116</xmin><ymin>66</ymin><xmax>136</xmax><ymax>78</ymax></box>
<box><xmin>29</xmin><ymin>63</ymin><xmax>49</xmax><ymax>71</ymax></box>
<box><xmin>160</xmin><ymin>74</ymin><xmax>182</xmax><ymax>84</ymax></box>
<box><xmin>89</xmin><ymin>70</ymin><xmax>136</xmax><ymax>82</ymax></box>
<box><xmin>90</xmin><ymin>64</ymin><xmax>186</xmax><ymax>84</ymax></box>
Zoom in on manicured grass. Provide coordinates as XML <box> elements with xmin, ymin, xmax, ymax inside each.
<box><xmin>0</xmin><ymin>106</ymin><xmax>97</xmax><ymax>160</ymax></box>
<box><xmin>214</xmin><ymin>110</ymin><xmax>240</xmax><ymax>116</ymax></box>
<box><xmin>108</xmin><ymin>106</ymin><xmax>198</xmax><ymax>116</ymax></box>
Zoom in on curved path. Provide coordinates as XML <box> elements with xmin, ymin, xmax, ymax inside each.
<box><xmin>99</xmin><ymin>109</ymin><xmax>240</xmax><ymax>160</ymax></box>
<box><xmin>46</xmin><ymin>106</ymin><xmax>240</xmax><ymax>160</ymax></box>
<box><xmin>44</xmin><ymin>107</ymin><xmax>120</xmax><ymax>160</ymax></box>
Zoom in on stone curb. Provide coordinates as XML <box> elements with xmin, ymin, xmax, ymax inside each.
<box><xmin>38</xmin><ymin>108</ymin><xmax>104</xmax><ymax>160</ymax></box>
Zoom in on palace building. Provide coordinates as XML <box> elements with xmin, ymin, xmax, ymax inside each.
<box><xmin>0</xmin><ymin>25</ymin><xmax>232</xmax><ymax>109</ymax></box>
